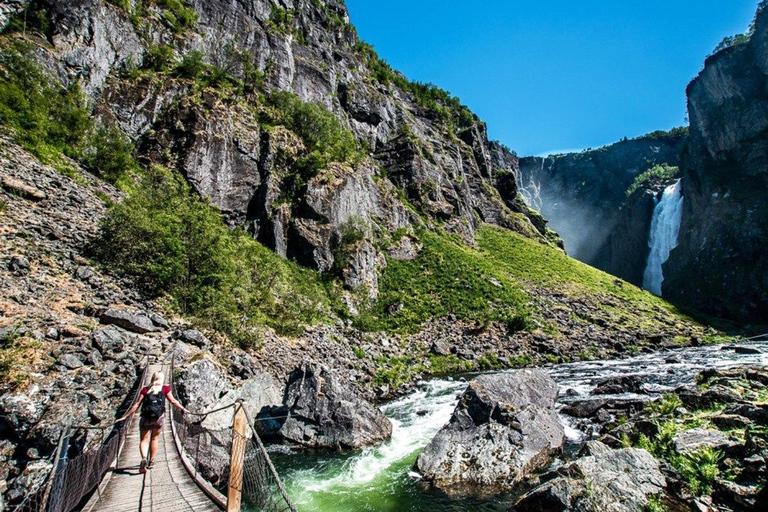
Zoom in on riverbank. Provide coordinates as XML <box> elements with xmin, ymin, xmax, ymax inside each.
<box><xmin>269</xmin><ymin>339</ymin><xmax>768</xmax><ymax>511</ymax></box>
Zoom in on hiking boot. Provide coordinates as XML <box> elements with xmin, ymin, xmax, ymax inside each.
<box><xmin>139</xmin><ymin>458</ymin><xmax>147</xmax><ymax>474</ymax></box>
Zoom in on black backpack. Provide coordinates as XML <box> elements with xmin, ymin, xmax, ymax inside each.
<box><xmin>141</xmin><ymin>389</ymin><xmax>166</xmax><ymax>419</ymax></box>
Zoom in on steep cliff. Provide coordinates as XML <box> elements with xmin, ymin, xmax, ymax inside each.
<box><xmin>14</xmin><ymin>0</ymin><xmax>548</xmax><ymax>303</ymax></box>
<box><xmin>517</xmin><ymin>131</ymin><xmax>686</xmax><ymax>266</ymax></box>
<box><xmin>665</xmin><ymin>6</ymin><xmax>768</xmax><ymax>323</ymax></box>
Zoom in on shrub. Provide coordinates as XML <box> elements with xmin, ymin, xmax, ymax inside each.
<box><xmin>646</xmin><ymin>393</ymin><xmax>683</xmax><ymax>416</ymax></box>
<box><xmin>92</xmin><ymin>166</ymin><xmax>333</xmax><ymax>337</ymax></box>
<box><xmin>626</xmin><ymin>165</ymin><xmax>679</xmax><ymax>197</ymax></box>
<box><xmin>671</xmin><ymin>447</ymin><xmax>723</xmax><ymax>496</ymax></box>
<box><xmin>143</xmin><ymin>44</ymin><xmax>175</xmax><ymax>72</ymax></box>
<box><xmin>265</xmin><ymin>91</ymin><xmax>364</xmax><ymax>183</ymax></box>
<box><xmin>3</xmin><ymin>0</ymin><xmax>51</xmax><ymax>36</ymax></box>
<box><xmin>0</xmin><ymin>46</ymin><xmax>91</xmax><ymax>161</ymax></box>
<box><xmin>81</xmin><ymin>125</ymin><xmax>140</xmax><ymax>185</ymax></box>
<box><xmin>176</xmin><ymin>50</ymin><xmax>207</xmax><ymax>79</ymax></box>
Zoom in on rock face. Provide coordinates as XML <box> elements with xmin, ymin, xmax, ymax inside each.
<box><xmin>664</xmin><ymin>6</ymin><xmax>768</xmax><ymax>322</ymax></box>
<box><xmin>29</xmin><ymin>0</ymin><xmax>551</xmax><ymax>301</ymax></box>
<box><xmin>278</xmin><ymin>363</ymin><xmax>392</xmax><ymax>450</ymax></box>
<box><xmin>415</xmin><ymin>370</ymin><xmax>565</xmax><ymax>495</ymax></box>
<box><xmin>517</xmin><ymin>133</ymin><xmax>685</xmax><ymax>267</ymax></box>
<box><xmin>515</xmin><ymin>441</ymin><xmax>665</xmax><ymax>512</ymax></box>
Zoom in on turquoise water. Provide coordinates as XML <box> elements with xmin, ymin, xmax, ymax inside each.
<box><xmin>270</xmin><ymin>378</ymin><xmax>514</xmax><ymax>511</ymax></box>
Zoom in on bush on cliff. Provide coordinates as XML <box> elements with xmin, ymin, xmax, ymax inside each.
<box><xmin>266</xmin><ymin>91</ymin><xmax>365</xmax><ymax>174</ymax></box>
<box><xmin>0</xmin><ymin>45</ymin><xmax>140</xmax><ymax>186</ymax></box>
<box><xmin>626</xmin><ymin>164</ymin><xmax>679</xmax><ymax>197</ymax></box>
<box><xmin>92</xmin><ymin>165</ymin><xmax>334</xmax><ymax>338</ymax></box>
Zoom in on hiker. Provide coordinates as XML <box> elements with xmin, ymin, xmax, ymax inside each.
<box><xmin>118</xmin><ymin>371</ymin><xmax>189</xmax><ymax>473</ymax></box>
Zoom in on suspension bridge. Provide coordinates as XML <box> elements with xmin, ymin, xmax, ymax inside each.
<box><xmin>14</xmin><ymin>359</ymin><xmax>297</xmax><ymax>512</ymax></box>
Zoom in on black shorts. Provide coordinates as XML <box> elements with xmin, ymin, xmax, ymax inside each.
<box><xmin>140</xmin><ymin>415</ymin><xmax>165</xmax><ymax>430</ymax></box>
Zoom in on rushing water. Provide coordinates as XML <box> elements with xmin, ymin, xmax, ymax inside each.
<box><xmin>643</xmin><ymin>179</ymin><xmax>684</xmax><ymax>295</ymax></box>
<box><xmin>270</xmin><ymin>339</ymin><xmax>767</xmax><ymax>511</ymax></box>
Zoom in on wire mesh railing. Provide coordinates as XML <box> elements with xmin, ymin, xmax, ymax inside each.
<box><xmin>13</xmin><ymin>363</ymin><xmax>147</xmax><ymax>512</ymax></box>
<box><xmin>240</xmin><ymin>411</ymin><xmax>297</xmax><ymax>512</ymax></box>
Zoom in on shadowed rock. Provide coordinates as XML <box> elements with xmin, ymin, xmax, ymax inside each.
<box><xmin>278</xmin><ymin>362</ymin><xmax>392</xmax><ymax>450</ymax></box>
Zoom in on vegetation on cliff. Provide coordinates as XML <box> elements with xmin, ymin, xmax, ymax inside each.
<box><xmin>0</xmin><ymin>45</ymin><xmax>139</xmax><ymax>186</ymax></box>
<box><xmin>91</xmin><ymin>165</ymin><xmax>335</xmax><ymax>341</ymax></box>
<box><xmin>626</xmin><ymin>164</ymin><xmax>680</xmax><ymax>197</ymax></box>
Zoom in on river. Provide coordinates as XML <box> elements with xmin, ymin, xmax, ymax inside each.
<box><xmin>269</xmin><ymin>339</ymin><xmax>768</xmax><ymax>511</ymax></box>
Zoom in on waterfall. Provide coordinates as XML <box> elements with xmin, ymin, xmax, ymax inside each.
<box><xmin>642</xmin><ymin>179</ymin><xmax>684</xmax><ymax>296</ymax></box>
<box><xmin>516</xmin><ymin>161</ymin><xmax>544</xmax><ymax>211</ymax></box>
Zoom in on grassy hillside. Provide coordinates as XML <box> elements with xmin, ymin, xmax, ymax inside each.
<box><xmin>357</xmin><ymin>225</ymin><xmax>700</xmax><ymax>337</ymax></box>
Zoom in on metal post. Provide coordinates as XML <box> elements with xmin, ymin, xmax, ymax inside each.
<box><xmin>227</xmin><ymin>402</ymin><xmax>247</xmax><ymax>512</ymax></box>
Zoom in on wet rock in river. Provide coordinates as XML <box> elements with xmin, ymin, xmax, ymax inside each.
<box><xmin>415</xmin><ymin>369</ymin><xmax>565</xmax><ymax>495</ymax></box>
<box><xmin>278</xmin><ymin>362</ymin><xmax>392</xmax><ymax>450</ymax></box>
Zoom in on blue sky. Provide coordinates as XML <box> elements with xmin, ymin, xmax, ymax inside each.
<box><xmin>345</xmin><ymin>0</ymin><xmax>760</xmax><ymax>156</ymax></box>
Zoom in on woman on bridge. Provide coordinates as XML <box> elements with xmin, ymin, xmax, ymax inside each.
<box><xmin>119</xmin><ymin>371</ymin><xmax>189</xmax><ymax>473</ymax></box>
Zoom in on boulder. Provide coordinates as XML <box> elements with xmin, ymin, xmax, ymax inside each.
<box><xmin>91</xmin><ymin>325</ymin><xmax>128</xmax><ymax>357</ymax></box>
<box><xmin>673</xmin><ymin>428</ymin><xmax>737</xmax><ymax>454</ymax></box>
<box><xmin>0</xmin><ymin>388</ymin><xmax>47</xmax><ymax>440</ymax></box>
<box><xmin>415</xmin><ymin>369</ymin><xmax>565</xmax><ymax>495</ymax></box>
<box><xmin>173</xmin><ymin>329</ymin><xmax>210</xmax><ymax>348</ymax></box>
<box><xmin>99</xmin><ymin>308</ymin><xmax>161</xmax><ymax>334</ymax></box>
<box><xmin>169</xmin><ymin>341</ymin><xmax>200</xmax><ymax>364</ymax></box>
<box><xmin>515</xmin><ymin>443</ymin><xmax>665</xmax><ymax>512</ymax></box>
<box><xmin>201</xmin><ymin>371</ymin><xmax>282</xmax><ymax>432</ymax></box>
<box><xmin>58</xmin><ymin>354</ymin><xmax>84</xmax><ymax>370</ymax></box>
<box><xmin>592</xmin><ymin>375</ymin><xmax>645</xmax><ymax>395</ymax></box>
<box><xmin>278</xmin><ymin>363</ymin><xmax>392</xmax><ymax>450</ymax></box>
<box><xmin>176</xmin><ymin>358</ymin><xmax>232</xmax><ymax>412</ymax></box>
<box><xmin>188</xmin><ymin>370</ymin><xmax>282</xmax><ymax>488</ymax></box>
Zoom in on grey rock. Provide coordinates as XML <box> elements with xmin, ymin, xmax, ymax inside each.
<box><xmin>59</xmin><ymin>354</ymin><xmax>84</xmax><ymax>370</ymax></box>
<box><xmin>515</xmin><ymin>444</ymin><xmax>665</xmax><ymax>512</ymax></box>
<box><xmin>75</xmin><ymin>265</ymin><xmax>94</xmax><ymax>281</ymax></box>
<box><xmin>592</xmin><ymin>374</ymin><xmax>645</xmax><ymax>395</ymax></box>
<box><xmin>176</xmin><ymin>358</ymin><xmax>232</xmax><ymax>413</ymax></box>
<box><xmin>416</xmin><ymin>369</ymin><xmax>565</xmax><ymax>495</ymax></box>
<box><xmin>0</xmin><ymin>389</ymin><xmax>47</xmax><ymax>439</ymax></box>
<box><xmin>201</xmin><ymin>372</ymin><xmax>282</xmax><ymax>432</ymax></box>
<box><xmin>91</xmin><ymin>325</ymin><xmax>128</xmax><ymax>356</ymax></box>
<box><xmin>278</xmin><ymin>363</ymin><xmax>392</xmax><ymax>450</ymax></box>
<box><xmin>672</xmin><ymin>428</ymin><xmax>737</xmax><ymax>454</ymax></box>
<box><xmin>430</xmin><ymin>341</ymin><xmax>451</xmax><ymax>356</ymax></box>
<box><xmin>149</xmin><ymin>312</ymin><xmax>170</xmax><ymax>329</ymax></box>
<box><xmin>8</xmin><ymin>254</ymin><xmax>29</xmax><ymax>273</ymax></box>
<box><xmin>169</xmin><ymin>341</ymin><xmax>200</xmax><ymax>365</ymax></box>
<box><xmin>99</xmin><ymin>308</ymin><xmax>161</xmax><ymax>334</ymax></box>
<box><xmin>174</xmin><ymin>329</ymin><xmax>210</xmax><ymax>348</ymax></box>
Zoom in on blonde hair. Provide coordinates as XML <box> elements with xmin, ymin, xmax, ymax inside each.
<box><xmin>149</xmin><ymin>371</ymin><xmax>165</xmax><ymax>394</ymax></box>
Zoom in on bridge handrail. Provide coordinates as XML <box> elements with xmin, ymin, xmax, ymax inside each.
<box><xmin>14</xmin><ymin>362</ymin><xmax>149</xmax><ymax>512</ymax></box>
